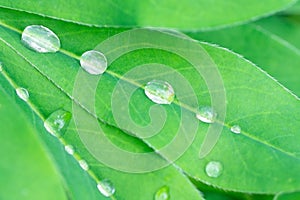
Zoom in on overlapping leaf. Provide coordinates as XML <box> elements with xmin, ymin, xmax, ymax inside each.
<box><xmin>0</xmin><ymin>0</ymin><xmax>296</xmax><ymax>30</ymax></box>
<box><xmin>1</xmin><ymin>6</ymin><xmax>300</xmax><ymax>197</ymax></box>
<box><xmin>0</xmin><ymin>86</ymin><xmax>67</xmax><ymax>200</ymax></box>
<box><xmin>0</xmin><ymin>8</ymin><xmax>203</xmax><ymax>200</ymax></box>
<box><xmin>187</xmin><ymin>14</ymin><xmax>300</xmax><ymax>97</ymax></box>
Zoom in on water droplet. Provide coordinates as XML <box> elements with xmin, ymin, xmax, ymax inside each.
<box><xmin>64</xmin><ymin>145</ymin><xmax>74</xmax><ymax>155</ymax></box>
<box><xmin>16</xmin><ymin>87</ymin><xmax>29</xmax><ymax>102</ymax></box>
<box><xmin>80</xmin><ymin>50</ymin><xmax>108</xmax><ymax>75</ymax></box>
<box><xmin>144</xmin><ymin>80</ymin><xmax>175</xmax><ymax>104</ymax></box>
<box><xmin>21</xmin><ymin>25</ymin><xmax>60</xmax><ymax>53</ymax></box>
<box><xmin>44</xmin><ymin>109</ymin><xmax>72</xmax><ymax>137</ymax></box>
<box><xmin>230</xmin><ymin>125</ymin><xmax>241</xmax><ymax>134</ymax></box>
<box><xmin>0</xmin><ymin>62</ymin><xmax>3</xmax><ymax>72</ymax></box>
<box><xmin>205</xmin><ymin>161</ymin><xmax>223</xmax><ymax>178</ymax></box>
<box><xmin>79</xmin><ymin>160</ymin><xmax>89</xmax><ymax>171</ymax></box>
<box><xmin>196</xmin><ymin>106</ymin><xmax>217</xmax><ymax>123</ymax></box>
<box><xmin>97</xmin><ymin>179</ymin><xmax>116</xmax><ymax>197</ymax></box>
<box><xmin>155</xmin><ymin>186</ymin><xmax>170</xmax><ymax>200</ymax></box>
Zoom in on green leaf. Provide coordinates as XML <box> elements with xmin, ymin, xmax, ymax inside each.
<box><xmin>284</xmin><ymin>0</ymin><xmax>300</xmax><ymax>14</ymax></box>
<box><xmin>275</xmin><ymin>191</ymin><xmax>300</xmax><ymax>200</ymax></box>
<box><xmin>0</xmin><ymin>85</ymin><xmax>67</xmax><ymax>200</ymax></box>
<box><xmin>0</xmin><ymin>65</ymin><xmax>112</xmax><ymax>200</ymax></box>
<box><xmin>186</xmin><ymin>14</ymin><xmax>300</xmax><ymax>97</ymax></box>
<box><xmin>1</xmin><ymin>5</ymin><xmax>300</xmax><ymax>197</ymax></box>
<box><xmin>0</xmin><ymin>8</ymin><xmax>203</xmax><ymax>200</ymax></box>
<box><xmin>191</xmin><ymin>179</ymin><xmax>274</xmax><ymax>200</ymax></box>
<box><xmin>0</xmin><ymin>0</ymin><xmax>297</xmax><ymax>30</ymax></box>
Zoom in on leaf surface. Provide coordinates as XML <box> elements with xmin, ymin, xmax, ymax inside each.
<box><xmin>0</xmin><ymin>85</ymin><xmax>67</xmax><ymax>200</ymax></box>
<box><xmin>1</xmin><ymin>6</ymin><xmax>300</xmax><ymax>197</ymax></box>
<box><xmin>0</xmin><ymin>8</ymin><xmax>203</xmax><ymax>200</ymax></box>
<box><xmin>0</xmin><ymin>0</ymin><xmax>296</xmax><ymax>30</ymax></box>
<box><xmin>275</xmin><ymin>191</ymin><xmax>300</xmax><ymax>200</ymax></box>
<box><xmin>186</xmin><ymin>15</ymin><xmax>300</xmax><ymax>96</ymax></box>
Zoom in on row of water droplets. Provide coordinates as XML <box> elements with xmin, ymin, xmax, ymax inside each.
<box><xmin>16</xmin><ymin>23</ymin><xmax>244</xmax><ymax>194</ymax></box>
<box><xmin>18</xmin><ymin>25</ymin><xmax>174</xmax><ymax>199</ymax></box>
<box><xmin>17</xmin><ymin>25</ymin><xmax>115</xmax><ymax>198</ymax></box>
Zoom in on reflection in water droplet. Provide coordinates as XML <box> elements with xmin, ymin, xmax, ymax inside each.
<box><xmin>16</xmin><ymin>88</ymin><xmax>29</xmax><ymax>102</ymax></box>
<box><xmin>21</xmin><ymin>25</ymin><xmax>60</xmax><ymax>53</ymax></box>
<box><xmin>80</xmin><ymin>50</ymin><xmax>108</xmax><ymax>75</ymax></box>
<box><xmin>155</xmin><ymin>185</ymin><xmax>170</xmax><ymax>200</ymax></box>
<box><xmin>97</xmin><ymin>179</ymin><xmax>116</xmax><ymax>197</ymax></box>
<box><xmin>205</xmin><ymin>161</ymin><xmax>223</xmax><ymax>178</ymax></box>
<box><xmin>196</xmin><ymin>106</ymin><xmax>217</xmax><ymax>123</ymax></box>
<box><xmin>44</xmin><ymin>109</ymin><xmax>72</xmax><ymax>137</ymax></box>
<box><xmin>145</xmin><ymin>80</ymin><xmax>175</xmax><ymax>104</ymax></box>
<box><xmin>79</xmin><ymin>160</ymin><xmax>89</xmax><ymax>171</ymax></box>
<box><xmin>64</xmin><ymin>145</ymin><xmax>74</xmax><ymax>155</ymax></box>
<box><xmin>230</xmin><ymin>125</ymin><xmax>241</xmax><ymax>134</ymax></box>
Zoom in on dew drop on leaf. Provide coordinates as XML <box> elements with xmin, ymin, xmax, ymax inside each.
<box><xmin>21</xmin><ymin>25</ymin><xmax>60</xmax><ymax>53</ymax></box>
<box><xmin>196</xmin><ymin>106</ymin><xmax>217</xmax><ymax>123</ymax></box>
<box><xmin>0</xmin><ymin>62</ymin><xmax>3</xmax><ymax>72</ymax></box>
<box><xmin>78</xmin><ymin>160</ymin><xmax>89</xmax><ymax>171</ymax></box>
<box><xmin>97</xmin><ymin>179</ymin><xmax>116</xmax><ymax>197</ymax></box>
<box><xmin>44</xmin><ymin>109</ymin><xmax>72</xmax><ymax>137</ymax></box>
<box><xmin>80</xmin><ymin>50</ymin><xmax>108</xmax><ymax>75</ymax></box>
<box><xmin>230</xmin><ymin>125</ymin><xmax>241</xmax><ymax>134</ymax></box>
<box><xmin>16</xmin><ymin>87</ymin><xmax>29</xmax><ymax>102</ymax></box>
<box><xmin>154</xmin><ymin>185</ymin><xmax>170</xmax><ymax>200</ymax></box>
<box><xmin>144</xmin><ymin>80</ymin><xmax>175</xmax><ymax>104</ymax></box>
<box><xmin>64</xmin><ymin>145</ymin><xmax>75</xmax><ymax>155</ymax></box>
<box><xmin>205</xmin><ymin>161</ymin><xmax>223</xmax><ymax>178</ymax></box>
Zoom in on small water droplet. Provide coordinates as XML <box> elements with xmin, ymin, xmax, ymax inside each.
<box><xmin>80</xmin><ymin>50</ymin><xmax>108</xmax><ymax>75</ymax></box>
<box><xmin>16</xmin><ymin>87</ymin><xmax>29</xmax><ymax>102</ymax></box>
<box><xmin>64</xmin><ymin>145</ymin><xmax>75</xmax><ymax>155</ymax></box>
<box><xmin>44</xmin><ymin>109</ymin><xmax>72</xmax><ymax>137</ymax></box>
<box><xmin>230</xmin><ymin>125</ymin><xmax>241</xmax><ymax>134</ymax></box>
<box><xmin>97</xmin><ymin>179</ymin><xmax>116</xmax><ymax>197</ymax></box>
<box><xmin>0</xmin><ymin>62</ymin><xmax>3</xmax><ymax>72</ymax></box>
<box><xmin>205</xmin><ymin>161</ymin><xmax>223</xmax><ymax>178</ymax></box>
<box><xmin>144</xmin><ymin>80</ymin><xmax>175</xmax><ymax>104</ymax></box>
<box><xmin>21</xmin><ymin>25</ymin><xmax>60</xmax><ymax>53</ymax></box>
<box><xmin>155</xmin><ymin>185</ymin><xmax>170</xmax><ymax>200</ymax></box>
<box><xmin>78</xmin><ymin>160</ymin><xmax>89</xmax><ymax>171</ymax></box>
<box><xmin>196</xmin><ymin>106</ymin><xmax>217</xmax><ymax>123</ymax></box>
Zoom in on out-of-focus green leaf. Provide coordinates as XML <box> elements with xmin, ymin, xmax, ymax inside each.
<box><xmin>275</xmin><ymin>191</ymin><xmax>300</xmax><ymax>200</ymax></box>
<box><xmin>187</xmin><ymin>15</ymin><xmax>300</xmax><ymax>97</ymax></box>
<box><xmin>0</xmin><ymin>86</ymin><xmax>67</xmax><ymax>200</ymax></box>
<box><xmin>284</xmin><ymin>0</ymin><xmax>300</xmax><ymax>14</ymax></box>
<box><xmin>0</xmin><ymin>0</ymin><xmax>297</xmax><ymax>30</ymax></box>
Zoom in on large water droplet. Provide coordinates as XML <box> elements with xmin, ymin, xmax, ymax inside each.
<box><xmin>21</xmin><ymin>25</ymin><xmax>60</xmax><ymax>53</ymax></box>
<box><xmin>16</xmin><ymin>87</ymin><xmax>29</xmax><ymax>102</ymax></box>
<box><xmin>44</xmin><ymin>109</ymin><xmax>71</xmax><ymax>137</ymax></box>
<box><xmin>97</xmin><ymin>179</ymin><xmax>116</xmax><ymax>197</ymax></box>
<box><xmin>80</xmin><ymin>50</ymin><xmax>108</xmax><ymax>75</ymax></box>
<box><xmin>144</xmin><ymin>80</ymin><xmax>175</xmax><ymax>104</ymax></box>
<box><xmin>196</xmin><ymin>106</ymin><xmax>217</xmax><ymax>123</ymax></box>
<box><xmin>205</xmin><ymin>161</ymin><xmax>223</xmax><ymax>178</ymax></box>
<box><xmin>64</xmin><ymin>145</ymin><xmax>75</xmax><ymax>155</ymax></box>
<box><xmin>230</xmin><ymin>125</ymin><xmax>241</xmax><ymax>134</ymax></box>
<box><xmin>155</xmin><ymin>186</ymin><xmax>170</xmax><ymax>200</ymax></box>
<box><xmin>79</xmin><ymin>160</ymin><xmax>89</xmax><ymax>171</ymax></box>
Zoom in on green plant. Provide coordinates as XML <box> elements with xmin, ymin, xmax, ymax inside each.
<box><xmin>0</xmin><ymin>1</ymin><xmax>300</xmax><ymax>200</ymax></box>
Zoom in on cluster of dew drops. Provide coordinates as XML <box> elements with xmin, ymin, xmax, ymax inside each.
<box><xmin>8</xmin><ymin>24</ymin><xmax>244</xmax><ymax>199</ymax></box>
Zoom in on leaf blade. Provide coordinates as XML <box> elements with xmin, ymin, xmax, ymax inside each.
<box><xmin>0</xmin><ymin>0</ymin><xmax>297</xmax><ymax>30</ymax></box>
